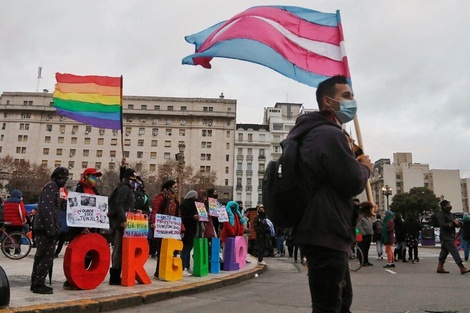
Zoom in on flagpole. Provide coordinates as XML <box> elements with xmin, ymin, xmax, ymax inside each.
<box><xmin>119</xmin><ymin>75</ymin><xmax>125</xmax><ymax>163</ymax></box>
<box><xmin>336</xmin><ymin>10</ymin><xmax>374</xmax><ymax>205</ymax></box>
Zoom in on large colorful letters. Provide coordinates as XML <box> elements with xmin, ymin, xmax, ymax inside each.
<box><xmin>121</xmin><ymin>237</ymin><xmax>151</xmax><ymax>286</ymax></box>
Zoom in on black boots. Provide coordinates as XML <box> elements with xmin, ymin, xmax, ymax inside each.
<box><xmin>402</xmin><ymin>248</ymin><xmax>408</xmax><ymax>262</ymax></box>
<box><xmin>109</xmin><ymin>268</ymin><xmax>122</xmax><ymax>285</ymax></box>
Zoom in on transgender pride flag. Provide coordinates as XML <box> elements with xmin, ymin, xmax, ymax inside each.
<box><xmin>182</xmin><ymin>6</ymin><xmax>350</xmax><ymax>88</ymax></box>
<box><xmin>53</xmin><ymin>73</ymin><xmax>123</xmax><ymax>130</ymax></box>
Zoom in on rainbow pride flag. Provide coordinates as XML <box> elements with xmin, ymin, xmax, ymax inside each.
<box><xmin>53</xmin><ymin>73</ymin><xmax>122</xmax><ymax>130</ymax></box>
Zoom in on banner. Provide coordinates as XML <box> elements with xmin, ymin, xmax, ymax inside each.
<box><xmin>195</xmin><ymin>201</ymin><xmax>209</xmax><ymax>222</ymax></box>
<box><xmin>66</xmin><ymin>192</ymin><xmax>109</xmax><ymax>229</ymax></box>
<box><xmin>154</xmin><ymin>214</ymin><xmax>182</xmax><ymax>240</ymax></box>
<box><xmin>124</xmin><ymin>212</ymin><xmax>149</xmax><ymax>238</ymax></box>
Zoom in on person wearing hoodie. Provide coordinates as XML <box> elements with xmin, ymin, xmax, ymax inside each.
<box><xmin>3</xmin><ymin>189</ymin><xmax>27</xmax><ymax>255</ymax></box>
<box><xmin>220</xmin><ymin>201</ymin><xmax>244</xmax><ymax>244</ymax></box>
<box><xmin>382</xmin><ymin>210</ymin><xmax>396</xmax><ymax>268</ymax></box>
<box><xmin>286</xmin><ymin>75</ymin><xmax>372</xmax><ymax>313</ymax></box>
<box><xmin>180</xmin><ymin>190</ymin><xmax>199</xmax><ymax>276</ymax></box>
<box><xmin>31</xmin><ymin>167</ymin><xmax>69</xmax><ymax>294</ymax></box>
<box><xmin>253</xmin><ymin>204</ymin><xmax>270</xmax><ymax>265</ymax></box>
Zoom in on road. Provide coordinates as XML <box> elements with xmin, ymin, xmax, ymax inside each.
<box><xmin>112</xmin><ymin>247</ymin><xmax>470</xmax><ymax>313</ymax></box>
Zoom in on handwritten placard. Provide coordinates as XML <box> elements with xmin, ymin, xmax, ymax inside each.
<box><xmin>154</xmin><ymin>214</ymin><xmax>182</xmax><ymax>240</ymax></box>
<box><xmin>124</xmin><ymin>212</ymin><xmax>149</xmax><ymax>238</ymax></box>
<box><xmin>195</xmin><ymin>202</ymin><xmax>209</xmax><ymax>222</ymax></box>
<box><xmin>217</xmin><ymin>206</ymin><xmax>229</xmax><ymax>222</ymax></box>
<box><xmin>66</xmin><ymin>192</ymin><xmax>109</xmax><ymax>229</ymax></box>
<box><xmin>208</xmin><ymin>197</ymin><xmax>219</xmax><ymax>217</ymax></box>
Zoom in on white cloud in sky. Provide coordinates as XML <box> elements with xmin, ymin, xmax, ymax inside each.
<box><xmin>1</xmin><ymin>0</ymin><xmax>469</xmax><ymax>177</ymax></box>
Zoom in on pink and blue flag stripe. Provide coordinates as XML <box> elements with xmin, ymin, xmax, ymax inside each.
<box><xmin>182</xmin><ymin>6</ymin><xmax>350</xmax><ymax>87</ymax></box>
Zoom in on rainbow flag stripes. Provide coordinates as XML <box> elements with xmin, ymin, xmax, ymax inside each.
<box><xmin>53</xmin><ymin>73</ymin><xmax>122</xmax><ymax>130</ymax></box>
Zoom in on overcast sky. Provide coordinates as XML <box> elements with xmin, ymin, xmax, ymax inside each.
<box><xmin>1</xmin><ymin>1</ymin><xmax>469</xmax><ymax>177</ymax></box>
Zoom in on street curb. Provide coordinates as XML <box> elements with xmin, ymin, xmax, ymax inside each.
<box><xmin>0</xmin><ymin>265</ymin><xmax>267</xmax><ymax>313</ymax></box>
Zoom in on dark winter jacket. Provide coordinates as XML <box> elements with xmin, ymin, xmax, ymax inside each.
<box><xmin>404</xmin><ymin>217</ymin><xmax>422</xmax><ymax>238</ymax></box>
<box><xmin>253</xmin><ymin>214</ymin><xmax>271</xmax><ymax>240</ymax></box>
<box><xmin>3</xmin><ymin>189</ymin><xmax>27</xmax><ymax>226</ymax></box>
<box><xmin>287</xmin><ymin>111</ymin><xmax>370</xmax><ymax>253</ymax></box>
<box><xmin>180</xmin><ymin>198</ymin><xmax>198</xmax><ymax>244</ymax></box>
<box><xmin>108</xmin><ymin>181</ymin><xmax>135</xmax><ymax>230</ymax></box>
<box><xmin>394</xmin><ymin>217</ymin><xmax>406</xmax><ymax>242</ymax></box>
<box><xmin>437</xmin><ymin>209</ymin><xmax>457</xmax><ymax>241</ymax></box>
<box><xmin>34</xmin><ymin>181</ymin><xmax>61</xmax><ymax>237</ymax></box>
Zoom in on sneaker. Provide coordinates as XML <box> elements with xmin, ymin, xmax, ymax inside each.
<box><xmin>32</xmin><ymin>284</ymin><xmax>53</xmax><ymax>294</ymax></box>
<box><xmin>383</xmin><ymin>264</ymin><xmax>395</xmax><ymax>268</ymax></box>
<box><xmin>257</xmin><ymin>261</ymin><xmax>266</xmax><ymax>265</ymax></box>
<box><xmin>183</xmin><ymin>270</ymin><xmax>192</xmax><ymax>277</ymax></box>
<box><xmin>391</xmin><ymin>263</ymin><xmax>396</xmax><ymax>267</ymax></box>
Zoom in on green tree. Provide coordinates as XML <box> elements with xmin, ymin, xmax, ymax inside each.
<box><xmin>390</xmin><ymin>187</ymin><xmax>440</xmax><ymax>218</ymax></box>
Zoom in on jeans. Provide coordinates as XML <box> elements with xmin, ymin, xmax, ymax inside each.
<box><xmin>181</xmin><ymin>240</ymin><xmax>194</xmax><ymax>270</ymax></box>
<box><xmin>277</xmin><ymin>235</ymin><xmax>285</xmax><ymax>255</ymax></box>
<box><xmin>303</xmin><ymin>245</ymin><xmax>352</xmax><ymax>313</ymax></box>
<box><xmin>439</xmin><ymin>237</ymin><xmax>463</xmax><ymax>264</ymax></box>
<box><xmin>460</xmin><ymin>239</ymin><xmax>470</xmax><ymax>260</ymax></box>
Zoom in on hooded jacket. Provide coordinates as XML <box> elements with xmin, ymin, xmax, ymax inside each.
<box><xmin>220</xmin><ymin>201</ymin><xmax>244</xmax><ymax>243</ymax></box>
<box><xmin>287</xmin><ymin>111</ymin><xmax>370</xmax><ymax>254</ymax></box>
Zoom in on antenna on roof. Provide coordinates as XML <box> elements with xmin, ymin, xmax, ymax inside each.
<box><xmin>36</xmin><ymin>66</ymin><xmax>42</xmax><ymax>92</ymax></box>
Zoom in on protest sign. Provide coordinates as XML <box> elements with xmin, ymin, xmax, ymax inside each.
<box><xmin>217</xmin><ymin>206</ymin><xmax>229</xmax><ymax>222</ymax></box>
<box><xmin>124</xmin><ymin>212</ymin><xmax>149</xmax><ymax>238</ymax></box>
<box><xmin>66</xmin><ymin>192</ymin><xmax>109</xmax><ymax>229</ymax></box>
<box><xmin>154</xmin><ymin>214</ymin><xmax>182</xmax><ymax>240</ymax></box>
<box><xmin>195</xmin><ymin>201</ymin><xmax>209</xmax><ymax>222</ymax></box>
<box><xmin>208</xmin><ymin>197</ymin><xmax>219</xmax><ymax>216</ymax></box>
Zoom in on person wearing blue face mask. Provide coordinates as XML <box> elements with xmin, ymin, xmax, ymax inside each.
<box><xmin>286</xmin><ymin>75</ymin><xmax>373</xmax><ymax>313</ymax></box>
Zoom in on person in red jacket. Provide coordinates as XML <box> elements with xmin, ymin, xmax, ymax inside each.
<box><xmin>220</xmin><ymin>201</ymin><xmax>245</xmax><ymax>244</ymax></box>
<box><xmin>3</xmin><ymin>189</ymin><xmax>27</xmax><ymax>255</ymax></box>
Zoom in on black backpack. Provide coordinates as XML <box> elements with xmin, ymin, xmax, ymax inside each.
<box><xmin>262</xmin><ymin>137</ymin><xmax>308</xmax><ymax>228</ymax></box>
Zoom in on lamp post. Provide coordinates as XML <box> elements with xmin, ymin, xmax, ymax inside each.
<box><xmin>177</xmin><ymin>142</ymin><xmax>186</xmax><ymax>201</ymax></box>
<box><xmin>382</xmin><ymin>184</ymin><xmax>392</xmax><ymax>211</ymax></box>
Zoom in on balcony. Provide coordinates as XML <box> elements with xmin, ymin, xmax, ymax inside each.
<box><xmin>246</xmin><ymin>155</ymin><xmax>253</xmax><ymax>161</ymax></box>
<box><xmin>258</xmin><ymin>155</ymin><xmax>266</xmax><ymax>160</ymax></box>
<box><xmin>258</xmin><ymin>169</ymin><xmax>265</xmax><ymax>175</ymax></box>
<box><xmin>246</xmin><ymin>170</ymin><xmax>253</xmax><ymax>176</ymax></box>
<box><xmin>236</xmin><ymin>169</ymin><xmax>243</xmax><ymax>175</ymax></box>
<box><xmin>235</xmin><ymin>184</ymin><xmax>243</xmax><ymax>191</ymax></box>
<box><xmin>246</xmin><ymin>185</ymin><xmax>252</xmax><ymax>191</ymax></box>
<box><xmin>237</xmin><ymin>154</ymin><xmax>243</xmax><ymax>161</ymax></box>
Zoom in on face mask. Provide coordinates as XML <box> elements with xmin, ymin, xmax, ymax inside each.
<box><xmin>327</xmin><ymin>97</ymin><xmax>358</xmax><ymax>124</ymax></box>
<box><xmin>212</xmin><ymin>194</ymin><xmax>218</xmax><ymax>199</ymax></box>
<box><xmin>54</xmin><ymin>177</ymin><xmax>68</xmax><ymax>188</ymax></box>
<box><xmin>87</xmin><ymin>175</ymin><xmax>97</xmax><ymax>186</ymax></box>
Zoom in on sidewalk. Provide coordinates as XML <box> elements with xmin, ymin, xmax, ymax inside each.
<box><xmin>0</xmin><ymin>247</ymin><xmax>264</xmax><ymax>313</ymax></box>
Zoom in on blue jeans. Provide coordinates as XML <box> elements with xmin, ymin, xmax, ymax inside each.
<box><xmin>303</xmin><ymin>245</ymin><xmax>352</xmax><ymax>313</ymax></box>
<box><xmin>181</xmin><ymin>241</ymin><xmax>194</xmax><ymax>270</ymax></box>
<box><xmin>277</xmin><ymin>236</ymin><xmax>285</xmax><ymax>255</ymax></box>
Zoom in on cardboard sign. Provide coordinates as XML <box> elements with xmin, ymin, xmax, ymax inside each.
<box><xmin>208</xmin><ymin>197</ymin><xmax>219</xmax><ymax>216</ymax></box>
<box><xmin>195</xmin><ymin>202</ymin><xmax>209</xmax><ymax>222</ymax></box>
<box><xmin>124</xmin><ymin>212</ymin><xmax>149</xmax><ymax>238</ymax></box>
<box><xmin>154</xmin><ymin>214</ymin><xmax>182</xmax><ymax>239</ymax></box>
<box><xmin>217</xmin><ymin>206</ymin><xmax>229</xmax><ymax>222</ymax></box>
<box><xmin>66</xmin><ymin>192</ymin><xmax>109</xmax><ymax>229</ymax></box>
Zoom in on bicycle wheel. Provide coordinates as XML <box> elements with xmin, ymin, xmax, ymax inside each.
<box><xmin>348</xmin><ymin>245</ymin><xmax>363</xmax><ymax>272</ymax></box>
<box><xmin>1</xmin><ymin>232</ymin><xmax>32</xmax><ymax>260</ymax></box>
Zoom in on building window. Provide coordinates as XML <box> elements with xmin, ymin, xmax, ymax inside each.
<box><xmin>128</xmin><ymin>104</ymin><xmax>134</xmax><ymax>109</ymax></box>
<box><xmin>111</xmin><ymin>138</ymin><xmax>117</xmax><ymax>145</ymax></box>
<box><xmin>83</xmin><ymin>150</ymin><xmax>89</xmax><ymax>157</ymax></box>
<box><xmin>150</xmin><ymin>140</ymin><xmax>157</xmax><ymax>147</ymax></box>
<box><xmin>110</xmin><ymin>150</ymin><xmax>116</xmax><ymax>157</ymax></box>
<box><xmin>238</xmin><ymin>133</ymin><xmax>243</xmax><ymax>141</ymax></box>
<box><xmin>72</xmin><ymin>126</ymin><xmax>78</xmax><ymax>134</ymax></box>
<box><xmin>56</xmin><ymin>148</ymin><xmax>63</xmax><ymax>156</ymax></box>
<box><xmin>225</xmin><ymin>179</ymin><xmax>229</xmax><ymax>186</ymax></box>
<box><xmin>165</xmin><ymin>141</ymin><xmax>171</xmax><ymax>147</ymax></box>
<box><xmin>248</xmin><ymin>134</ymin><xmax>253</xmax><ymax>142</ymax></box>
<box><xmin>125</xmin><ymin>127</ymin><xmax>132</xmax><ymax>135</ymax></box>
<box><xmin>226</xmin><ymin>143</ymin><xmax>230</xmax><ymax>149</ymax></box>
<box><xmin>109</xmin><ymin>162</ymin><xmax>115</xmax><ymax>170</ymax></box>
<box><xmin>19</xmin><ymin>123</ymin><xmax>30</xmax><ymax>130</ymax></box>
<box><xmin>154</xmin><ymin>105</ymin><xmax>160</xmax><ymax>110</ymax></box>
<box><xmin>85</xmin><ymin>126</ymin><xmax>92</xmax><ymax>133</ymax></box>
<box><xmin>124</xmin><ymin>139</ymin><xmax>131</xmax><ymax>146</ymax></box>
<box><xmin>99</xmin><ymin>128</ymin><xmax>105</xmax><ymax>135</ymax></box>
<box><xmin>150</xmin><ymin>152</ymin><xmax>157</xmax><ymax>159</ymax></box>
<box><xmin>82</xmin><ymin>161</ymin><xmax>88</xmax><ymax>169</ymax></box>
<box><xmin>200</xmin><ymin>166</ymin><xmax>211</xmax><ymax>173</ymax></box>
<box><xmin>181</xmin><ymin>106</ymin><xmax>187</xmax><ymax>111</ymax></box>
<box><xmin>18</xmin><ymin>135</ymin><xmax>28</xmax><ymax>142</ymax></box>
<box><xmin>226</xmin><ymin>131</ymin><xmax>230</xmax><ymax>138</ymax></box>
<box><xmin>84</xmin><ymin>138</ymin><xmax>91</xmax><ymax>145</ymax></box>
<box><xmin>124</xmin><ymin>151</ymin><xmax>130</xmax><ymax>158</ymax></box>
<box><xmin>71</xmin><ymin>137</ymin><xmax>77</xmax><ymax>144</ymax></box>
<box><xmin>179</xmin><ymin>129</ymin><xmax>185</xmax><ymax>136</ymax></box>
<box><xmin>68</xmin><ymin>161</ymin><xmax>74</xmax><ymax>169</ymax></box>
<box><xmin>96</xmin><ymin>150</ymin><xmax>103</xmax><ymax>157</ymax></box>
<box><xmin>46</xmin><ymin>125</ymin><xmax>52</xmax><ymax>131</ymax></box>
<box><xmin>226</xmin><ymin>155</ymin><xmax>229</xmax><ymax>162</ymax></box>
<box><xmin>98</xmin><ymin>138</ymin><xmax>104</xmax><ymax>145</ymax></box>
<box><xmin>139</xmin><ymin>128</ymin><xmax>145</xmax><ymax>135</ymax></box>
<box><xmin>95</xmin><ymin>162</ymin><xmax>101</xmax><ymax>169</ymax></box>
<box><xmin>21</xmin><ymin>113</ymin><xmax>31</xmax><ymax>119</ymax></box>
<box><xmin>164</xmin><ymin>152</ymin><xmax>170</xmax><ymax>159</ymax></box>
<box><xmin>225</xmin><ymin>167</ymin><xmax>229</xmax><ymax>174</ymax></box>
<box><xmin>202</xmin><ymin>130</ymin><xmax>212</xmax><ymax>137</ymax></box>
<box><xmin>165</xmin><ymin>129</ymin><xmax>172</xmax><ymax>136</ymax></box>
<box><xmin>69</xmin><ymin>149</ymin><xmax>76</xmax><ymax>157</ymax></box>
<box><xmin>41</xmin><ymin>160</ymin><xmax>48</xmax><ymax>167</ymax></box>
<box><xmin>152</xmin><ymin>128</ymin><xmax>158</xmax><ymax>136</ymax></box>
<box><xmin>16</xmin><ymin>147</ymin><xmax>27</xmax><ymax>154</ymax></box>
<box><xmin>141</xmin><ymin>105</ymin><xmax>147</xmax><ymax>110</ymax></box>
<box><xmin>45</xmin><ymin>136</ymin><xmax>51</xmax><ymax>143</ymax></box>
<box><xmin>55</xmin><ymin>160</ymin><xmax>62</xmax><ymax>167</ymax></box>
<box><xmin>43</xmin><ymin>148</ymin><xmax>49</xmax><ymax>155</ymax></box>
<box><xmin>137</xmin><ymin>151</ymin><xmax>143</xmax><ymax>158</ymax></box>
<box><xmin>58</xmin><ymin>137</ymin><xmax>64</xmax><ymax>144</ymax></box>
<box><xmin>138</xmin><ymin>140</ymin><xmax>144</xmax><ymax>147</ymax></box>
<box><xmin>167</xmin><ymin>106</ymin><xmax>173</xmax><ymax>111</ymax></box>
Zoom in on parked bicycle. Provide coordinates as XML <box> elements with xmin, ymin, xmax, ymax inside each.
<box><xmin>348</xmin><ymin>243</ymin><xmax>363</xmax><ymax>272</ymax></box>
<box><xmin>0</xmin><ymin>222</ymin><xmax>32</xmax><ymax>260</ymax></box>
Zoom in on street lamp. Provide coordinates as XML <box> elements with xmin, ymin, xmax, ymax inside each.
<box><xmin>177</xmin><ymin>142</ymin><xmax>186</xmax><ymax>201</ymax></box>
<box><xmin>382</xmin><ymin>184</ymin><xmax>392</xmax><ymax>211</ymax></box>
